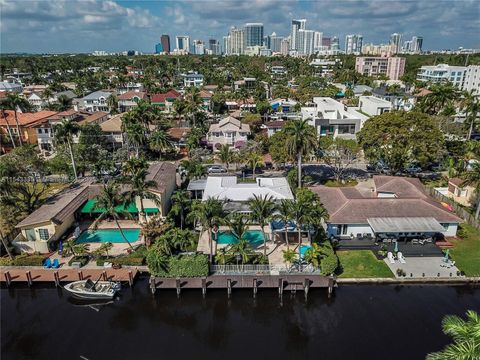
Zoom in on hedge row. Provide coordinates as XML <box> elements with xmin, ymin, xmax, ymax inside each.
<box><xmin>0</xmin><ymin>254</ymin><xmax>46</xmax><ymax>266</ymax></box>
<box><xmin>148</xmin><ymin>254</ymin><xmax>209</xmax><ymax>277</ymax></box>
<box><xmin>96</xmin><ymin>255</ymin><xmax>145</xmax><ymax>267</ymax></box>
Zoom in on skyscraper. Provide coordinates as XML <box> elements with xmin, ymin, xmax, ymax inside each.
<box><xmin>193</xmin><ymin>40</ymin><xmax>205</xmax><ymax>55</ymax></box>
<box><xmin>223</xmin><ymin>35</ymin><xmax>230</xmax><ymax>55</ymax></box>
<box><xmin>290</xmin><ymin>19</ymin><xmax>306</xmax><ymax>51</ymax></box>
<box><xmin>155</xmin><ymin>43</ymin><xmax>163</xmax><ymax>54</ymax></box>
<box><xmin>345</xmin><ymin>34</ymin><xmax>363</xmax><ymax>54</ymax></box>
<box><xmin>412</xmin><ymin>36</ymin><xmax>423</xmax><ymax>53</ymax></box>
<box><xmin>314</xmin><ymin>32</ymin><xmax>323</xmax><ymax>53</ymax></box>
<box><xmin>331</xmin><ymin>36</ymin><xmax>339</xmax><ymax>51</ymax></box>
<box><xmin>175</xmin><ymin>36</ymin><xmax>190</xmax><ymax>52</ymax></box>
<box><xmin>266</xmin><ymin>32</ymin><xmax>284</xmax><ymax>53</ymax></box>
<box><xmin>228</xmin><ymin>27</ymin><xmax>245</xmax><ymax>55</ymax></box>
<box><xmin>245</xmin><ymin>23</ymin><xmax>264</xmax><ymax>47</ymax></box>
<box><xmin>298</xmin><ymin>29</ymin><xmax>315</xmax><ymax>55</ymax></box>
<box><xmin>160</xmin><ymin>34</ymin><xmax>170</xmax><ymax>54</ymax></box>
<box><xmin>209</xmin><ymin>39</ymin><xmax>220</xmax><ymax>55</ymax></box>
<box><xmin>389</xmin><ymin>33</ymin><xmax>402</xmax><ymax>54</ymax></box>
<box><xmin>280</xmin><ymin>38</ymin><xmax>290</xmax><ymax>55</ymax></box>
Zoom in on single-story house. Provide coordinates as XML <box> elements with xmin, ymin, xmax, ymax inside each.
<box><xmin>310</xmin><ymin>176</ymin><xmax>462</xmax><ymax>241</ymax></box>
<box><xmin>358</xmin><ymin>96</ymin><xmax>392</xmax><ymax>116</ymax></box>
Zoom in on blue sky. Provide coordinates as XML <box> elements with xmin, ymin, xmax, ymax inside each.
<box><xmin>1</xmin><ymin>0</ymin><xmax>479</xmax><ymax>53</ymax></box>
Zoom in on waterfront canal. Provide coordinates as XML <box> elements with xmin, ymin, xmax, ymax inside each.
<box><xmin>2</xmin><ymin>278</ymin><xmax>479</xmax><ymax>360</ymax></box>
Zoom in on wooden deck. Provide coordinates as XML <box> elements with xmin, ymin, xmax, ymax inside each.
<box><xmin>1</xmin><ymin>267</ymin><xmax>139</xmax><ymax>286</ymax></box>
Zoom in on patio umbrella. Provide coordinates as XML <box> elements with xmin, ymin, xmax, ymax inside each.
<box><xmin>394</xmin><ymin>240</ymin><xmax>399</xmax><ymax>253</ymax></box>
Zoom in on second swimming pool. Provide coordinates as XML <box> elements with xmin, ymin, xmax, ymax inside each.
<box><xmin>76</xmin><ymin>229</ymin><xmax>140</xmax><ymax>244</ymax></box>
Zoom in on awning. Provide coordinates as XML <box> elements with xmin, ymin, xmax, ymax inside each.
<box><xmin>144</xmin><ymin>208</ymin><xmax>159</xmax><ymax>214</ymax></box>
<box><xmin>368</xmin><ymin>217</ymin><xmax>445</xmax><ymax>233</ymax></box>
<box><xmin>80</xmin><ymin>199</ymin><xmax>138</xmax><ymax>214</ymax></box>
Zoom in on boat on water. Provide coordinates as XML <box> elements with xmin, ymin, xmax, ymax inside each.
<box><xmin>64</xmin><ymin>279</ymin><xmax>121</xmax><ymax>299</ymax></box>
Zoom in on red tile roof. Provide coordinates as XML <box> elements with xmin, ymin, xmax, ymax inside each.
<box><xmin>151</xmin><ymin>90</ymin><xmax>181</xmax><ymax>103</ymax></box>
<box><xmin>118</xmin><ymin>91</ymin><xmax>147</xmax><ymax>100</ymax></box>
<box><xmin>0</xmin><ymin>110</ymin><xmax>58</xmax><ymax>127</ymax></box>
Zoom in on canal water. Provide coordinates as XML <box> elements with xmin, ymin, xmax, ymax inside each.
<box><xmin>1</xmin><ymin>278</ymin><xmax>479</xmax><ymax>360</ymax></box>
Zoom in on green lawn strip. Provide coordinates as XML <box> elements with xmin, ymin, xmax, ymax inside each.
<box><xmin>448</xmin><ymin>224</ymin><xmax>480</xmax><ymax>277</ymax></box>
<box><xmin>336</xmin><ymin>250</ymin><xmax>394</xmax><ymax>278</ymax></box>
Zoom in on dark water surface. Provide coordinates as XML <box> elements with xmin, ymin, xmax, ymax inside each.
<box><xmin>2</xmin><ymin>278</ymin><xmax>479</xmax><ymax>360</ymax></box>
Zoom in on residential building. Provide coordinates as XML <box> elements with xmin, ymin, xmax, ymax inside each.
<box><xmin>26</xmin><ymin>93</ymin><xmax>45</xmax><ymax>110</ymax></box>
<box><xmin>330</xmin><ymin>36</ymin><xmax>340</xmax><ymax>51</ymax></box>
<box><xmin>280</xmin><ymin>38</ymin><xmax>290</xmax><ymax>55</ymax></box>
<box><xmin>358</xmin><ymin>96</ymin><xmax>392</xmax><ymax>116</ymax></box>
<box><xmin>436</xmin><ymin>178</ymin><xmax>476</xmax><ymax>207</ymax></box>
<box><xmin>270</xmin><ymin>65</ymin><xmax>287</xmax><ymax>76</ymax></box>
<box><xmin>208</xmin><ymin>39</ymin><xmax>220</xmax><ymax>55</ymax></box>
<box><xmin>355</xmin><ymin>56</ymin><xmax>406</xmax><ymax>80</ymax></box>
<box><xmin>416</xmin><ymin>64</ymin><xmax>467</xmax><ymax>88</ymax></box>
<box><xmin>183</xmin><ymin>72</ymin><xmax>204</xmax><ymax>88</ymax></box>
<box><xmin>199</xmin><ymin>90</ymin><xmax>213</xmax><ymax>110</ymax></box>
<box><xmin>175</xmin><ymin>36</ymin><xmax>190</xmax><ymax>53</ymax></box>
<box><xmin>290</xmin><ymin>19</ymin><xmax>306</xmax><ymax>51</ymax></box>
<box><xmin>372</xmin><ymin>86</ymin><xmax>415</xmax><ymax>111</ymax></box>
<box><xmin>266</xmin><ymin>32</ymin><xmax>283</xmax><ymax>53</ymax></box>
<box><xmin>193</xmin><ymin>40</ymin><xmax>205</xmax><ymax>55</ymax></box>
<box><xmin>390</xmin><ymin>33</ymin><xmax>402</xmax><ymax>54</ymax></box>
<box><xmin>233</xmin><ymin>77</ymin><xmax>256</xmax><ymax>90</ymax></box>
<box><xmin>167</xmin><ymin>127</ymin><xmax>191</xmax><ymax>153</ymax></box>
<box><xmin>462</xmin><ymin>65</ymin><xmax>480</xmax><ymax>94</ymax></box>
<box><xmin>301</xmin><ymin>97</ymin><xmax>368</xmax><ymax>139</ymax></box>
<box><xmin>361</xmin><ymin>43</ymin><xmax>396</xmax><ymax>57</ymax></box>
<box><xmin>117</xmin><ymin>82</ymin><xmax>144</xmax><ymax>94</ymax></box>
<box><xmin>310</xmin><ymin>58</ymin><xmax>339</xmax><ymax>77</ymax></box>
<box><xmin>151</xmin><ymin>90</ymin><xmax>181</xmax><ymax>112</ymax></box>
<box><xmin>52</xmin><ymin>90</ymin><xmax>77</xmax><ymax>103</ymax></box>
<box><xmin>228</xmin><ymin>27</ymin><xmax>245</xmax><ymax>55</ymax></box>
<box><xmin>345</xmin><ymin>34</ymin><xmax>363</xmax><ymax>54</ymax></box>
<box><xmin>99</xmin><ymin>113</ymin><xmax>125</xmax><ymax>147</ymax></box>
<box><xmin>314</xmin><ymin>32</ymin><xmax>323</xmax><ymax>53</ymax></box>
<box><xmin>270</xmin><ymin>98</ymin><xmax>298</xmax><ymax>113</ymax></box>
<box><xmin>0</xmin><ymin>81</ymin><xmax>22</xmax><ymax>93</ymax></box>
<box><xmin>207</xmin><ymin>116</ymin><xmax>251</xmax><ymax>150</ymax></box>
<box><xmin>75</xmin><ymin>90</ymin><xmax>114</xmax><ymax>112</ymax></box>
<box><xmin>262</xmin><ymin>120</ymin><xmax>287</xmax><ymax>137</ymax></box>
<box><xmin>310</xmin><ymin>176</ymin><xmax>461</xmax><ymax>241</ymax></box>
<box><xmin>117</xmin><ymin>91</ymin><xmax>147</xmax><ymax>112</ymax></box>
<box><xmin>161</xmin><ymin>34</ymin><xmax>171</xmax><ymax>53</ymax></box>
<box><xmin>402</xmin><ymin>35</ymin><xmax>423</xmax><ymax>54</ymax></box>
<box><xmin>298</xmin><ymin>29</ymin><xmax>315</xmax><ymax>55</ymax></box>
<box><xmin>155</xmin><ymin>43</ymin><xmax>163</xmax><ymax>54</ymax></box>
<box><xmin>245</xmin><ymin>23</ymin><xmax>264</xmax><ymax>47</ymax></box>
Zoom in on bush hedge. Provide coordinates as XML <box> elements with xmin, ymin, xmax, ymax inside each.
<box><xmin>0</xmin><ymin>254</ymin><xmax>46</xmax><ymax>266</ymax></box>
<box><xmin>313</xmin><ymin>232</ymin><xmax>339</xmax><ymax>276</ymax></box>
<box><xmin>68</xmin><ymin>255</ymin><xmax>89</xmax><ymax>267</ymax></box>
<box><xmin>148</xmin><ymin>254</ymin><xmax>209</xmax><ymax>277</ymax></box>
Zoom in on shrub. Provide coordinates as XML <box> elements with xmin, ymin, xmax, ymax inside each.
<box><xmin>0</xmin><ymin>256</ymin><xmax>13</xmax><ymax>266</ymax></box>
<box><xmin>149</xmin><ymin>254</ymin><xmax>209</xmax><ymax>277</ymax></box>
<box><xmin>112</xmin><ymin>255</ymin><xmax>145</xmax><ymax>266</ymax></box>
<box><xmin>0</xmin><ymin>254</ymin><xmax>46</xmax><ymax>266</ymax></box>
<box><xmin>68</xmin><ymin>255</ymin><xmax>89</xmax><ymax>267</ymax></box>
<box><xmin>318</xmin><ymin>240</ymin><xmax>339</xmax><ymax>276</ymax></box>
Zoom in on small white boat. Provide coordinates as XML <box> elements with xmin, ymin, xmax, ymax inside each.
<box><xmin>64</xmin><ymin>279</ymin><xmax>121</xmax><ymax>299</ymax></box>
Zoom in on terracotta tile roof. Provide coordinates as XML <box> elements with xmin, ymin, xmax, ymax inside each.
<box><xmin>79</xmin><ymin>111</ymin><xmax>109</xmax><ymax>124</ymax></box>
<box><xmin>199</xmin><ymin>90</ymin><xmax>212</xmax><ymax>98</ymax></box>
<box><xmin>373</xmin><ymin>176</ymin><xmax>426</xmax><ymax>198</ymax></box>
<box><xmin>100</xmin><ymin>113</ymin><xmax>124</xmax><ymax>132</ymax></box>
<box><xmin>117</xmin><ymin>91</ymin><xmax>146</xmax><ymax>100</ymax></box>
<box><xmin>151</xmin><ymin>90</ymin><xmax>181</xmax><ymax>103</ymax></box>
<box><xmin>449</xmin><ymin>177</ymin><xmax>465</xmax><ymax>187</ymax></box>
<box><xmin>265</xmin><ymin>120</ymin><xmax>286</xmax><ymax>129</ymax></box>
<box><xmin>0</xmin><ymin>110</ymin><xmax>58</xmax><ymax>127</ymax></box>
<box><xmin>167</xmin><ymin>127</ymin><xmax>191</xmax><ymax>141</ymax></box>
<box><xmin>146</xmin><ymin>162</ymin><xmax>176</xmax><ymax>193</ymax></box>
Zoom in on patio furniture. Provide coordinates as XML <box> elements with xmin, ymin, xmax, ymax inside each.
<box><xmin>387</xmin><ymin>252</ymin><xmax>395</xmax><ymax>264</ymax></box>
<box><xmin>398</xmin><ymin>252</ymin><xmax>406</xmax><ymax>264</ymax></box>
<box><xmin>356</xmin><ymin>233</ymin><xmax>363</xmax><ymax>240</ymax></box>
<box><xmin>411</xmin><ymin>239</ymin><xmax>419</xmax><ymax>245</ymax></box>
<box><xmin>51</xmin><ymin>259</ymin><xmax>60</xmax><ymax>269</ymax></box>
<box><xmin>71</xmin><ymin>261</ymin><xmax>82</xmax><ymax>269</ymax></box>
<box><xmin>43</xmin><ymin>258</ymin><xmax>51</xmax><ymax>269</ymax></box>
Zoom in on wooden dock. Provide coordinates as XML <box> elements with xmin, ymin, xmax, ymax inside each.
<box><xmin>0</xmin><ymin>267</ymin><xmax>139</xmax><ymax>287</ymax></box>
<box><xmin>150</xmin><ymin>274</ymin><xmax>336</xmax><ymax>297</ymax></box>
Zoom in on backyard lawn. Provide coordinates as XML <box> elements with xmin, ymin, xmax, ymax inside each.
<box><xmin>448</xmin><ymin>224</ymin><xmax>480</xmax><ymax>277</ymax></box>
<box><xmin>336</xmin><ymin>250</ymin><xmax>394</xmax><ymax>278</ymax></box>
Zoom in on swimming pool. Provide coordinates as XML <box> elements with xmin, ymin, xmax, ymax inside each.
<box><xmin>76</xmin><ymin>229</ymin><xmax>140</xmax><ymax>244</ymax></box>
<box><xmin>300</xmin><ymin>245</ymin><xmax>311</xmax><ymax>258</ymax></box>
<box><xmin>215</xmin><ymin>230</ymin><xmax>265</xmax><ymax>248</ymax></box>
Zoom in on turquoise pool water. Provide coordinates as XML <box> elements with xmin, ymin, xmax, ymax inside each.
<box><xmin>300</xmin><ymin>245</ymin><xmax>311</xmax><ymax>258</ymax></box>
<box><xmin>215</xmin><ymin>230</ymin><xmax>265</xmax><ymax>248</ymax></box>
<box><xmin>76</xmin><ymin>229</ymin><xmax>140</xmax><ymax>244</ymax></box>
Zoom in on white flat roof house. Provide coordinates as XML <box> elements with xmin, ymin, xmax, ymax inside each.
<box><xmin>202</xmin><ymin>176</ymin><xmax>294</xmax><ymax>212</ymax></box>
<box><xmin>302</xmin><ymin>97</ymin><xmax>368</xmax><ymax>139</ymax></box>
<box><xmin>358</xmin><ymin>96</ymin><xmax>392</xmax><ymax>116</ymax></box>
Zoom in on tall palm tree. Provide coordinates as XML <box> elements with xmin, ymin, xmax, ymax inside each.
<box><xmin>245</xmin><ymin>152</ymin><xmax>264</xmax><ymax>180</ymax></box>
<box><xmin>0</xmin><ymin>105</ymin><xmax>16</xmax><ymax>148</ymax></box>
<box><xmin>284</xmin><ymin>119</ymin><xmax>317</xmax><ymax>188</ymax></box>
<box><xmin>426</xmin><ymin>310</ymin><xmax>480</xmax><ymax>360</ymax></box>
<box><xmin>5</xmin><ymin>93</ymin><xmax>31</xmax><ymax>146</ymax></box>
<box><xmin>56</xmin><ymin>94</ymin><xmax>72</xmax><ymax>111</ymax></box>
<box><xmin>184</xmin><ymin>86</ymin><xmax>202</xmax><ymax>127</ymax></box>
<box><xmin>125</xmin><ymin>122</ymin><xmax>146</xmax><ymax>157</ymax></box>
<box><xmin>107</xmin><ymin>94</ymin><xmax>118</xmax><ymax>114</ymax></box>
<box><xmin>225</xmin><ymin>212</ymin><xmax>249</xmax><ymax>241</ymax></box>
<box><xmin>122</xmin><ymin>157</ymin><xmax>148</xmax><ymax>177</ymax></box>
<box><xmin>123</xmin><ymin>168</ymin><xmax>160</xmax><ymax>223</ymax></box>
<box><xmin>228</xmin><ymin>238</ymin><xmax>254</xmax><ymax>271</ymax></box>
<box><xmin>462</xmin><ymin>162</ymin><xmax>480</xmax><ymax>219</ymax></box>
<box><xmin>274</xmin><ymin>199</ymin><xmax>295</xmax><ymax>249</ymax></box>
<box><xmin>218</xmin><ymin>144</ymin><xmax>234</xmax><ymax>172</ymax></box>
<box><xmin>54</xmin><ymin>119</ymin><xmax>80</xmax><ymax>180</ymax></box>
<box><xmin>93</xmin><ymin>181</ymin><xmax>135</xmax><ymax>250</ymax></box>
<box><xmin>149</xmin><ymin>129</ymin><xmax>172</xmax><ymax>159</ymax></box>
<box><xmin>170</xmin><ymin>190</ymin><xmax>191</xmax><ymax>229</ymax></box>
<box><xmin>248</xmin><ymin>194</ymin><xmax>276</xmax><ymax>256</ymax></box>
<box><xmin>420</xmin><ymin>83</ymin><xmax>459</xmax><ymax>115</ymax></box>
<box><xmin>187</xmin><ymin>198</ymin><xmax>225</xmax><ymax>263</ymax></box>
<box><xmin>460</xmin><ymin>90</ymin><xmax>480</xmax><ymax>140</ymax></box>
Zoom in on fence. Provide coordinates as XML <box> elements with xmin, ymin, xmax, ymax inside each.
<box><xmin>210</xmin><ymin>264</ymin><xmax>321</xmax><ymax>275</ymax></box>
<box><xmin>427</xmin><ymin>188</ymin><xmax>480</xmax><ymax>230</ymax></box>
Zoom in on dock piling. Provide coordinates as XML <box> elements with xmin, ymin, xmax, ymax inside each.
<box><xmin>202</xmin><ymin>278</ymin><xmax>206</xmax><ymax>297</ymax></box>
<box><xmin>328</xmin><ymin>276</ymin><xmax>334</xmax><ymax>298</ymax></box>
<box><xmin>227</xmin><ymin>278</ymin><xmax>232</xmax><ymax>297</ymax></box>
<box><xmin>78</xmin><ymin>271</ymin><xmax>83</xmax><ymax>281</ymax></box>
<box><xmin>149</xmin><ymin>277</ymin><xmax>156</xmax><ymax>295</ymax></box>
<box><xmin>304</xmin><ymin>278</ymin><xmax>310</xmax><ymax>299</ymax></box>
<box><xmin>26</xmin><ymin>271</ymin><xmax>32</xmax><ymax>287</ymax></box>
<box><xmin>128</xmin><ymin>271</ymin><xmax>133</xmax><ymax>287</ymax></box>
<box><xmin>253</xmin><ymin>278</ymin><xmax>258</xmax><ymax>298</ymax></box>
<box><xmin>102</xmin><ymin>271</ymin><xmax>107</xmax><ymax>281</ymax></box>
<box><xmin>176</xmin><ymin>278</ymin><xmax>181</xmax><ymax>297</ymax></box>
<box><xmin>278</xmin><ymin>278</ymin><xmax>283</xmax><ymax>296</ymax></box>
<box><xmin>4</xmin><ymin>271</ymin><xmax>11</xmax><ymax>287</ymax></box>
<box><xmin>54</xmin><ymin>271</ymin><xmax>60</xmax><ymax>287</ymax></box>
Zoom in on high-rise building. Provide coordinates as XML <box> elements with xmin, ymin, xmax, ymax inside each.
<box><xmin>322</xmin><ymin>37</ymin><xmax>331</xmax><ymax>48</ymax></box>
<box><xmin>160</xmin><ymin>34</ymin><xmax>170</xmax><ymax>54</ymax></box>
<box><xmin>412</xmin><ymin>36</ymin><xmax>423</xmax><ymax>53</ymax></box>
<box><xmin>389</xmin><ymin>33</ymin><xmax>402</xmax><ymax>54</ymax></box>
<box><xmin>290</xmin><ymin>19</ymin><xmax>306</xmax><ymax>51</ymax></box>
<box><xmin>463</xmin><ymin>65</ymin><xmax>480</xmax><ymax>95</ymax></box>
<box><xmin>298</xmin><ymin>29</ymin><xmax>315</xmax><ymax>55</ymax></box>
<box><xmin>155</xmin><ymin>43</ymin><xmax>163</xmax><ymax>54</ymax></box>
<box><xmin>228</xmin><ymin>27</ymin><xmax>245</xmax><ymax>55</ymax></box>
<box><xmin>314</xmin><ymin>32</ymin><xmax>323</xmax><ymax>53</ymax></box>
<box><xmin>345</xmin><ymin>34</ymin><xmax>363</xmax><ymax>54</ymax></box>
<box><xmin>193</xmin><ymin>40</ymin><xmax>205</xmax><ymax>55</ymax></box>
<box><xmin>280</xmin><ymin>38</ymin><xmax>290</xmax><ymax>55</ymax></box>
<box><xmin>208</xmin><ymin>39</ymin><xmax>220</xmax><ymax>55</ymax></box>
<box><xmin>330</xmin><ymin>36</ymin><xmax>340</xmax><ymax>51</ymax></box>
<box><xmin>223</xmin><ymin>35</ymin><xmax>230</xmax><ymax>55</ymax></box>
<box><xmin>175</xmin><ymin>36</ymin><xmax>190</xmax><ymax>53</ymax></box>
<box><xmin>355</xmin><ymin>56</ymin><xmax>406</xmax><ymax>80</ymax></box>
<box><xmin>266</xmin><ymin>32</ymin><xmax>284</xmax><ymax>53</ymax></box>
<box><xmin>245</xmin><ymin>23</ymin><xmax>264</xmax><ymax>47</ymax></box>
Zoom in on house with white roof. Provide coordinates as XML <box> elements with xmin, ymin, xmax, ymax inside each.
<box><xmin>207</xmin><ymin>116</ymin><xmax>250</xmax><ymax>150</ymax></box>
<box><xmin>302</xmin><ymin>97</ymin><xmax>368</xmax><ymax>139</ymax></box>
<box><xmin>358</xmin><ymin>96</ymin><xmax>392</xmax><ymax>116</ymax></box>
<box><xmin>202</xmin><ymin>176</ymin><xmax>294</xmax><ymax>212</ymax></box>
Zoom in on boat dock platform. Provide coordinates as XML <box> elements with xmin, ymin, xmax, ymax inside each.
<box><xmin>1</xmin><ymin>268</ymin><xmax>139</xmax><ymax>287</ymax></box>
<box><xmin>150</xmin><ymin>274</ymin><xmax>336</xmax><ymax>297</ymax></box>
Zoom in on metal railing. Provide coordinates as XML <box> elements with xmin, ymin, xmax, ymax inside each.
<box><xmin>210</xmin><ymin>264</ymin><xmax>321</xmax><ymax>275</ymax></box>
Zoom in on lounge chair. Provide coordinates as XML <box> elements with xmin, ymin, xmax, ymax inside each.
<box><xmin>398</xmin><ymin>252</ymin><xmax>406</xmax><ymax>264</ymax></box>
<box><xmin>51</xmin><ymin>259</ymin><xmax>60</xmax><ymax>269</ymax></box>
<box><xmin>43</xmin><ymin>258</ymin><xmax>52</xmax><ymax>269</ymax></box>
<box><xmin>387</xmin><ymin>252</ymin><xmax>395</xmax><ymax>264</ymax></box>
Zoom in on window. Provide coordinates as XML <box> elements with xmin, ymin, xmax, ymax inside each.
<box><xmin>38</xmin><ymin>229</ymin><xmax>50</xmax><ymax>241</ymax></box>
<box><xmin>338</xmin><ymin>124</ymin><xmax>356</xmax><ymax>134</ymax></box>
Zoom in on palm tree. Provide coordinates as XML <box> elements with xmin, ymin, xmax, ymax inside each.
<box><xmin>5</xmin><ymin>93</ymin><xmax>31</xmax><ymax>146</ymax></box>
<box><xmin>122</xmin><ymin>157</ymin><xmax>148</xmax><ymax>177</ymax></box>
<box><xmin>274</xmin><ymin>199</ymin><xmax>295</xmax><ymax>249</ymax></box>
<box><xmin>462</xmin><ymin>162</ymin><xmax>480</xmax><ymax>219</ymax></box>
<box><xmin>225</xmin><ymin>212</ymin><xmax>249</xmax><ymax>241</ymax></box>
<box><xmin>218</xmin><ymin>144</ymin><xmax>234</xmax><ymax>172</ymax></box>
<box><xmin>245</xmin><ymin>152</ymin><xmax>264</xmax><ymax>180</ymax></box>
<box><xmin>140</xmin><ymin>216</ymin><xmax>170</xmax><ymax>247</ymax></box>
<box><xmin>228</xmin><ymin>239</ymin><xmax>254</xmax><ymax>271</ymax></box>
<box><xmin>426</xmin><ymin>310</ymin><xmax>480</xmax><ymax>360</ymax></box>
<box><xmin>149</xmin><ymin>129</ymin><xmax>172</xmax><ymax>159</ymax></box>
<box><xmin>282</xmin><ymin>248</ymin><xmax>297</xmax><ymax>272</ymax></box>
<box><xmin>170</xmin><ymin>190</ymin><xmax>191</xmax><ymax>229</ymax></box>
<box><xmin>187</xmin><ymin>198</ymin><xmax>225</xmax><ymax>263</ymax></box>
<box><xmin>98</xmin><ymin>242</ymin><xmax>113</xmax><ymax>258</ymax></box>
<box><xmin>248</xmin><ymin>194</ymin><xmax>276</xmax><ymax>256</ymax></box>
<box><xmin>125</xmin><ymin>122</ymin><xmax>146</xmax><ymax>157</ymax></box>
<box><xmin>107</xmin><ymin>94</ymin><xmax>118</xmax><ymax>114</ymax></box>
<box><xmin>40</xmin><ymin>88</ymin><xmax>53</xmax><ymax>108</ymax></box>
<box><xmin>54</xmin><ymin>119</ymin><xmax>80</xmax><ymax>180</ymax></box>
<box><xmin>56</xmin><ymin>94</ymin><xmax>72</xmax><ymax>111</ymax></box>
<box><xmin>123</xmin><ymin>168</ymin><xmax>160</xmax><ymax>223</ymax></box>
<box><xmin>184</xmin><ymin>86</ymin><xmax>202</xmax><ymax>127</ymax></box>
<box><xmin>460</xmin><ymin>90</ymin><xmax>480</xmax><ymax>140</ymax></box>
<box><xmin>284</xmin><ymin>119</ymin><xmax>317</xmax><ymax>188</ymax></box>
<box><xmin>93</xmin><ymin>181</ymin><xmax>135</xmax><ymax>250</ymax></box>
<box><xmin>304</xmin><ymin>243</ymin><xmax>322</xmax><ymax>268</ymax></box>
<box><xmin>0</xmin><ymin>105</ymin><xmax>16</xmax><ymax>148</ymax></box>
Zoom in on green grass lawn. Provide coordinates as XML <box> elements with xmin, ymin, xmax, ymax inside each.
<box><xmin>449</xmin><ymin>224</ymin><xmax>480</xmax><ymax>277</ymax></box>
<box><xmin>336</xmin><ymin>250</ymin><xmax>394</xmax><ymax>278</ymax></box>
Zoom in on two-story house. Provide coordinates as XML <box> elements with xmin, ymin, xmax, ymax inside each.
<box><xmin>207</xmin><ymin>116</ymin><xmax>250</xmax><ymax>150</ymax></box>
<box><xmin>75</xmin><ymin>90</ymin><xmax>114</xmax><ymax>112</ymax></box>
<box><xmin>151</xmin><ymin>90</ymin><xmax>181</xmax><ymax>112</ymax></box>
<box><xmin>183</xmin><ymin>72</ymin><xmax>204</xmax><ymax>88</ymax></box>
<box><xmin>117</xmin><ymin>91</ymin><xmax>147</xmax><ymax>112</ymax></box>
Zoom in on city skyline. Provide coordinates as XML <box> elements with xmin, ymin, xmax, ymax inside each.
<box><xmin>1</xmin><ymin>0</ymin><xmax>479</xmax><ymax>53</ymax></box>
